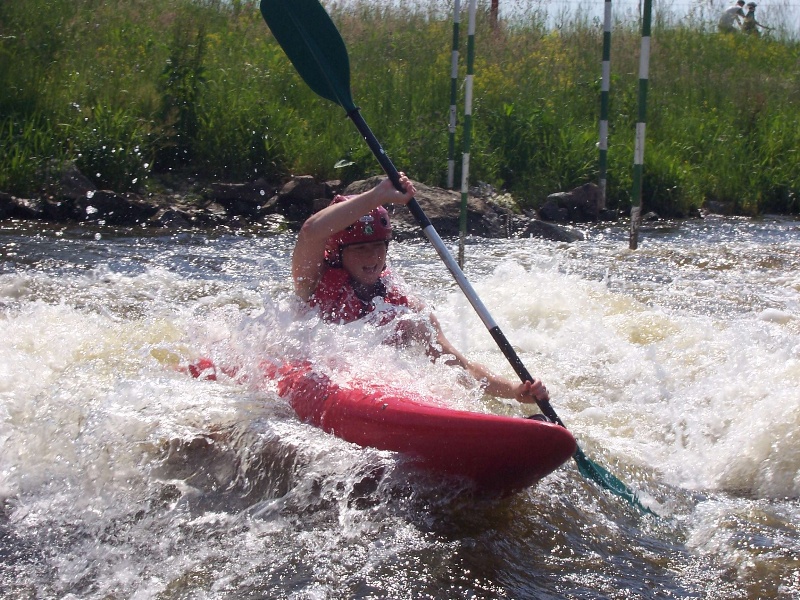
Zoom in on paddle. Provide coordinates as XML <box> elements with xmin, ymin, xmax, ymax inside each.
<box><xmin>259</xmin><ymin>0</ymin><xmax>655</xmax><ymax>515</ymax></box>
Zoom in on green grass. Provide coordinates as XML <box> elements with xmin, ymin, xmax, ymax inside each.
<box><xmin>1</xmin><ymin>0</ymin><xmax>798</xmax><ymax>216</ymax></box>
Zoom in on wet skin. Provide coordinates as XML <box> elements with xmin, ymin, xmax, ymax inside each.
<box><xmin>341</xmin><ymin>241</ymin><xmax>389</xmax><ymax>288</ymax></box>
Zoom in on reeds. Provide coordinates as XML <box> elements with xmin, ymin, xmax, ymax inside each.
<box><xmin>1</xmin><ymin>0</ymin><xmax>797</xmax><ymax>215</ymax></box>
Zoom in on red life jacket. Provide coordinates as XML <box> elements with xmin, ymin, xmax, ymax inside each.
<box><xmin>309</xmin><ymin>267</ymin><xmax>410</xmax><ymax>324</ymax></box>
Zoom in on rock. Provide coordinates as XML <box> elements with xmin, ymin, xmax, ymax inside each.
<box><xmin>42</xmin><ymin>198</ymin><xmax>78</xmax><ymax>221</ymax></box>
<box><xmin>323</xmin><ymin>179</ymin><xmax>345</xmax><ymax>195</ymax></box>
<box><xmin>149</xmin><ymin>207</ymin><xmax>193</xmax><ymax>229</ymax></box>
<box><xmin>178</xmin><ymin>200</ymin><xmax>228</xmax><ymax>228</ymax></box>
<box><xmin>538</xmin><ymin>201</ymin><xmax>569</xmax><ymax>222</ymax></box>
<box><xmin>39</xmin><ymin>159</ymin><xmax>97</xmax><ymax>200</ymax></box>
<box><xmin>1</xmin><ymin>190</ymin><xmax>80</xmax><ymax>221</ymax></box>
<box><xmin>0</xmin><ymin>166</ymin><xmax>583</xmax><ymax>244</ymax></box>
<box><xmin>197</xmin><ymin>201</ymin><xmax>228</xmax><ymax>222</ymax></box>
<box><xmin>73</xmin><ymin>190</ymin><xmax>159</xmax><ymax>225</ymax></box>
<box><xmin>702</xmin><ymin>200</ymin><xmax>733</xmax><ymax>216</ymax></box>
<box><xmin>541</xmin><ymin>182</ymin><xmax>602</xmax><ymax>223</ymax></box>
<box><xmin>259</xmin><ymin>213</ymin><xmax>291</xmax><ymax>233</ymax></box>
<box><xmin>57</xmin><ymin>163</ymin><xmax>98</xmax><ymax>200</ymax></box>
<box><xmin>207</xmin><ymin>178</ymin><xmax>276</xmax><ymax>218</ymax></box>
<box><xmin>279</xmin><ymin>175</ymin><xmax>328</xmax><ymax>202</ymax></box>
<box><xmin>0</xmin><ymin>192</ymin><xmax>13</xmax><ymax>220</ymax></box>
<box><xmin>0</xmin><ymin>194</ymin><xmax>46</xmax><ymax>220</ymax></box>
<box><xmin>598</xmin><ymin>208</ymin><xmax>621</xmax><ymax>221</ymax></box>
<box><xmin>271</xmin><ymin>175</ymin><xmax>331</xmax><ymax>224</ymax></box>
<box><xmin>521</xmin><ymin>220</ymin><xmax>585</xmax><ymax>242</ymax></box>
<box><xmin>226</xmin><ymin>215</ymin><xmax>249</xmax><ymax>229</ymax></box>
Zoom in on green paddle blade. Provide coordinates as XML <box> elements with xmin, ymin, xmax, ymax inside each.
<box><xmin>259</xmin><ymin>0</ymin><xmax>356</xmax><ymax>111</ymax></box>
<box><xmin>574</xmin><ymin>447</ymin><xmax>658</xmax><ymax>516</ymax></box>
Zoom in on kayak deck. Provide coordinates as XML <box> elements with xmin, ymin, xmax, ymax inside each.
<box><xmin>272</xmin><ymin>362</ymin><xmax>577</xmax><ymax>493</ymax></box>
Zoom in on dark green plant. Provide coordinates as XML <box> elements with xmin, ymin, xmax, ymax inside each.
<box><xmin>156</xmin><ymin>17</ymin><xmax>208</xmax><ymax>170</ymax></box>
<box><xmin>63</xmin><ymin>105</ymin><xmax>155</xmax><ymax>192</ymax></box>
<box><xmin>0</xmin><ymin>117</ymin><xmax>64</xmax><ymax>196</ymax></box>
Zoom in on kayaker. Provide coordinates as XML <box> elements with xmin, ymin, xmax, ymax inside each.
<box><xmin>292</xmin><ymin>174</ymin><xmax>550</xmax><ymax>405</ymax></box>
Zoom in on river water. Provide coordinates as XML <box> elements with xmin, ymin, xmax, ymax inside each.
<box><xmin>1</xmin><ymin>215</ymin><xmax>798</xmax><ymax>599</ymax></box>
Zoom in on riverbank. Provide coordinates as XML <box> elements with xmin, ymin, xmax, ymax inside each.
<box><xmin>0</xmin><ymin>162</ymin><xmax>625</xmax><ymax>243</ymax></box>
<box><xmin>2</xmin><ymin>0</ymin><xmax>799</xmax><ymax>220</ymax></box>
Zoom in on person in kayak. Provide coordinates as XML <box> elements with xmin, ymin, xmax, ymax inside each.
<box><xmin>292</xmin><ymin>173</ymin><xmax>550</xmax><ymax>405</ymax></box>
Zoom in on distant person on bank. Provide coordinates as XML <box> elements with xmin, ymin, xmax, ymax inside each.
<box><xmin>718</xmin><ymin>0</ymin><xmax>746</xmax><ymax>33</ymax></box>
<box><xmin>741</xmin><ymin>2</ymin><xmax>772</xmax><ymax>35</ymax></box>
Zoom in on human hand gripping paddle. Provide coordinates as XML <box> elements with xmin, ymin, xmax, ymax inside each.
<box><xmin>259</xmin><ymin>0</ymin><xmax>655</xmax><ymax>515</ymax></box>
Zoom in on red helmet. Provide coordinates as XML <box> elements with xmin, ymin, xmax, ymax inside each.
<box><xmin>324</xmin><ymin>196</ymin><xmax>393</xmax><ymax>264</ymax></box>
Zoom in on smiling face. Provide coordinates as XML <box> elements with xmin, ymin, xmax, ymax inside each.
<box><xmin>341</xmin><ymin>241</ymin><xmax>389</xmax><ymax>286</ymax></box>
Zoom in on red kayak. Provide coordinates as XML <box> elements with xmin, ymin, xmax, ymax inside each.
<box><xmin>189</xmin><ymin>359</ymin><xmax>576</xmax><ymax>493</ymax></box>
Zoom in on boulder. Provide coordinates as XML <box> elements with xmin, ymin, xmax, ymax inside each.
<box><xmin>0</xmin><ymin>192</ymin><xmax>13</xmax><ymax>220</ymax></box>
<box><xmin>271</xmin><ymin>175</ymin><xmax>332</xmax><ymax>224</ymax></box>
<box><xmin>208</xmin><ymin>178</ymin><xmax>276</xmax><ymax>218</ymax></box>
<box><xmin>702</xmin><ymin>200</ymin><xmax>733</xmax><ymax>216</ymax></box>
<box><xmin>149</xmin><ymin>207</ymin><xmax>193</xmax><ymax>229</ymax></box>
<box><xmin>42</xmin><ymin>198</ymin><xmax>79</xmax><ymax>222</ymax></box>
<box><xmin>540</xmin><ymin>183</ymin><xmax>602</xmax><ymax>223</ymax></box>
<box><xmin>0</xmin><ymin>194</ymin><xmax>46</xmax><ymax>220</ymax></box>
<box><xmin>521</xmin><ymin>220</ymin><xmax>585</xmax><ymax>242</ymax></box>
<box><xmin>73</xmin><ymin>190</ymin><xmax>159</xmax><ymax>226</ymax></box>
<box><xmin>39</xmin><ymin>159</ymin><xmax>97</xmax><ymax>200</ymax></box>
<box><xmin>56</xmin><ymin>162</ymin><xmax>98</xmax><ymax>200</ymax></box>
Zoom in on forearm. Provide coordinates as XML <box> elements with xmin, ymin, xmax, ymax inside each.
<box><xmin>466</xmin><ymin>362</ymin><xmax>519</xmax><ymax>399</ymax></box>
<box><xmin>432</xmin><ymin>326</ymin><xmax>519</xmax><ymax>399</ymax></box>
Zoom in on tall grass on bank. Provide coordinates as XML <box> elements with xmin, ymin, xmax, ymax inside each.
<box><xmin>1</xmin><ymin>0</ymin><xmax>798</xmax><ymax>215</ymax></box>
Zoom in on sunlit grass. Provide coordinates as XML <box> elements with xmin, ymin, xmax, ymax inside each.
<box><xmin>0</xmin><ymin>0</ymin><xmax>797</xmax><ymax>215</ymax></box>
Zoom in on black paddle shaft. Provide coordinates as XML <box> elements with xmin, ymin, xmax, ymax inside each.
<box><xmin>346</xmin><ymin>109</ymin><xmax>429</xmax><ymax>226</ymax></box>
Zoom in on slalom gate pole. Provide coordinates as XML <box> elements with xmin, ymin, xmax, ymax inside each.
<box><xmin>447</xmin><ymin>0</ymin><xmax>461</xmax><ymax>190</ymax></box>
<box><xmin>598</xmin><ymin>0</ymin><xmax>612</xmax><ymax>210</ymax></box>
<box><xmin>630</xmin><ymin>0</ymin><xmax>652</xmax><ymax>250</ymax></box>
<box><xmin>458</xmin><ymin>0</ymin><xmax>477</xmax><ymax>269</ymax></box>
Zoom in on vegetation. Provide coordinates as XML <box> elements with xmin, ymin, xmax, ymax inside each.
<box><xmin>1</xmin><ymin>0</ymin><xmax>798</xmax><ymax>216</ymax></box>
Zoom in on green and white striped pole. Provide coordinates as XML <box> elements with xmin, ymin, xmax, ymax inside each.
<box><xmin>458</xmin><ymin>0</ymin><xmax>477</xmax><ymax>268</ymax></box>
<box><xmin>598</xmin><ymin>0</ymin><xmax>612</xmax><ymax>210</ymax></box>
<box><xmin>629</xmin><ymin>0</ymin><xmax>652</xmax><ymax>250</ymax></box>
<box><xmin>447</xmin><ymin>0</ymin><xmax>461</xmax><ymax>190</ymax></box>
